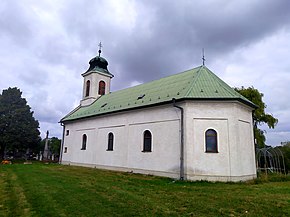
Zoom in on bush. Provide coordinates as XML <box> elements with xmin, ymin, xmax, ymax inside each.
<box><xmin>256</xmin><ymin>172</ymin><xmax>290</xmax><ymax>182</ymax></box>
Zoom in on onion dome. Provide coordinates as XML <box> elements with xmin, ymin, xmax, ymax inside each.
<box><xmin>87</xmin><ymin>56</ymin><xmax>110</xmax><ymax>73</ymax></box>
<box><xmin>85</xmin><ymin>42</ymin><xmax>113</xmax><ymax>76</ymax></box>
<box><xmin>85</xmin><ymin>56</ymin><xmax>112</xmax><ymax>75</ymax></box>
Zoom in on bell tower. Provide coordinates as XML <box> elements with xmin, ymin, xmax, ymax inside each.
<box><xmin>80</xmin><ymin>43</ymin><xmax>114</xmax><ymax>106</ymax></box>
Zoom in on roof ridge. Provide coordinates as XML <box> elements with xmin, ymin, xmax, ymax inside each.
<box><xmin>204</xmin><ymin>67</ymin><xmax>246</xmax><ymax>98</ymax></box>
<box><xmin>110</xmin><ymin>66</ymin><xmax>201</xmax><ymax>94</ymax></box>
<box><xmin>184</xmin><ymin>66</ymin><xmax>203</xmax><ymax>97</ymax></box>
<box><xmin>201</xmin><ymin>67</ymin><xmax>255</xmax><ymax>105</ymax></box>
<box><xmin>206</xmin><ymin>67</ymin><xmax>238</xmax><ymax>96</ymax></box>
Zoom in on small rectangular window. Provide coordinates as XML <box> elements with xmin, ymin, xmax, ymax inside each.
<box><xmin>64</xmin><ymin>147</ymin><xmax>68</xmax><ymax>153</ymax></box>
<box><xmin>66</xmin><ymin>130</ymin><xmax>69</xmax><ymax>136</ymax></box>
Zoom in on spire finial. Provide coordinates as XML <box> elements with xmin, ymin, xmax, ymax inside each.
<box><xmin>202</xmin><ymin>48</ymin><xmax>205</xmax><ymax>66</ymax></box>
<box><xmin>98</xmin><ymin>42</ymin><xmax>102</xmax><ymax>57</ymax></box>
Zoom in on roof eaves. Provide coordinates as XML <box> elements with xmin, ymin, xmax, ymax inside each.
<box><xmin>61</xmin><ymin>95</ymin><xmax>257</xmax><ymax>123</ymax></box>
<box><xmin>82</xmin><ymin>69</ymin><xmax>114</xmax><ymax>78</ymax></box>
<box><xmin>60</xmin><ymin>105</ymin><xmax>82</xmax><ymax>123</ymax></box>
<box><xmin>61</xmin><ymin>98</ymin><xmax>177</xmax><ymax>123</ymax></box>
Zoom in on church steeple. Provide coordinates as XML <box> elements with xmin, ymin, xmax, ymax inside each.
<box><xmin>80</xmin><ymin>44</ymin><xmax>114</xmax><ymax>106</ymax></box>
<box><xmin>85</xmin><ymin>44</ymin><xmax>113</xmax><ymax>76</ymax></box>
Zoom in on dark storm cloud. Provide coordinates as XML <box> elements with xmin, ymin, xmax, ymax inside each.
<box><xmin>93</xmin><ymin>0</ymin><xmax>290</xmax><ymax>91</ymax></box>
<box><xmin>0</xmin><ymin>0</ymin><xmax>289</xmax><ymax>143</ymax></box>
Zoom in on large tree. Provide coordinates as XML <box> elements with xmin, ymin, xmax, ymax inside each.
<box><xmin>235</xmin><ymin>86</ymin><xmax>278</xmax><ymax>148</ymax></box>
<box><xmin>0</xmin><ymin>87</ymin><xmax>41</xmax><ymax>159</ymax></box>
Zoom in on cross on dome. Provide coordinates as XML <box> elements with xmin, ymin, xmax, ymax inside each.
<box><xmin>202</xmin><ymin>48</ymin><xmax>205</xmax><ymax>66</ymax></box>
<box><xmin>98</xmin><ymin>42</ymin><xmax>102</xmax><ymax>57</ymax></box>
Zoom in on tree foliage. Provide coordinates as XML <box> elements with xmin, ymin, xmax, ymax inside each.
<box><xmin>277</xmin><ymin>143</ymin><xmax>290</xmax><ymax>173</ymax></box>
<box><xmin>0</xmin><ymin>87</ymin><xmax>41</xmax><ymax>159</ymax></box>
<box><xmin>49</xmin><ymin>137</ymin><xmax>61</xmax><ymax>155</ymax></box>
<box><xmin>234</xmin><ymin>86</ymin><xmax>278</xmax><ymax>148</ymax></box>
<box><xmin>40</xmin><ymin>137</ymin><xmax>61</xmax><ymax>156</ymax></box>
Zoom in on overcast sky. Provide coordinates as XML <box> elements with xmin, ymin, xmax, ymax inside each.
<box><xmin>0</xmin><ymin>0</ymin><xmax>289</xmax><ymax>146</ymax></box>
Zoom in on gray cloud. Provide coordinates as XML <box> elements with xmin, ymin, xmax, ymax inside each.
<box><xmin>102</xmin><ymin>0</ymin><xmax>290</xmax><ymax>90</ymax></box>
<box><xmin>0</xmin><ymin>0</ymin><xmax>289</xmax><ymax>145</ymax></box>
<box><xmin>0</xmin><ymin>1</ymin><xmax>33</xmax><ymax>45</ymax></box>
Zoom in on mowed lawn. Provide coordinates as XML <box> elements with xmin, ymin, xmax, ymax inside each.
<box><xmin>0</xmin><ymin>163</ymin><xmax>289</xmax><ymax>217</ymax></box>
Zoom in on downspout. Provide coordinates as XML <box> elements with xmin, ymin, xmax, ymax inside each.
<box><xmin>59</xmin><ymin>122</ymin><xmax>65</xmax><ymax>164</ymax></box>
<box><xmin>172</xmin><ymin>98</ymin><xmax>184</xmax><ymax>180</ymax></box>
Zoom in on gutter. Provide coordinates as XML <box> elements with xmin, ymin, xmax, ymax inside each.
<box><xmin>172</xmin><ymin>98</ymin><xmax>184</xmax><ymax>180</ymax></box>
<box><xmin>59</xmin><ymin>123</ymin><xmax>65</xmax><ymax>164</ymax></box>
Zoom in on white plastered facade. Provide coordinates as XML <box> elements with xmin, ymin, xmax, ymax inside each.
<box><xmin>80</xmin><ymin>71</ymin><xmax>112</xmax><ymax>106</ymax></box>
<box><xmin>61</xmin><ymin>100</ymin><xmax>257</xmax><ymax>182</ymax></box>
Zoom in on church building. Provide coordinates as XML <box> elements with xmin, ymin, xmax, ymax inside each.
<box><xmin>60</xmin><ymin>49</ymin><xmax>257</xmax><ymax>182</ymax></box>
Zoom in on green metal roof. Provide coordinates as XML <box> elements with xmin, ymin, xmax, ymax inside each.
<box><xmin>61</xmin><ymin>65</ymin><xmax>256</xmax><ymax>122</ymax></box>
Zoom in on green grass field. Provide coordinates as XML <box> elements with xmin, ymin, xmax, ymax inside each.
<box><xmin>0</xmin><ymin>163</ymin><xmax>289</xmax><ymax>217</ymax></box>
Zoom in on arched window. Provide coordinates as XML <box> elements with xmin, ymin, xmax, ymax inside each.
<box><xmin>205</xmin><ymin>129</ymin><xmax>218</xmax><ymax>153</ymax></box>
<box><xmin>107</xmin><ymin>132</ymin><xmax>114</xmax><ymax>151</ymax></box>
<box><xmin>143</xmin><ymin>130</ymin><xmax>152</xmax><ymax>152</ymax></box>
<box><xmin>85</xmin><ymin>80</ymin><xmax>90</xmax><ymax>97</ymax></box>
<box><xmin>81</xmin><ymin>134</ymin><xmax>87</xmax><ymax>150</ymax></box>
<box><xmin>98</xmin><ymin>80</ymin><xmax>106</xmax><ymax>95</ymax></box>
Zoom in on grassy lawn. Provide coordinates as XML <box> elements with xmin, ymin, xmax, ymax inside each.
<box><xmin>0</xmin><ymin>163</ymin><xmax>289</xmax><ymax>217</ymax></box>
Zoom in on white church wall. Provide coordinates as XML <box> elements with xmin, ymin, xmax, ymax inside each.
<box><xmin>191</xmin><ymin>118</ymin><xmax>230</xmax><ymax>174</ymax></box>
<box><xmin>229</xmin><ymin>104</ymin><xmax>256</xmax><ymax>179</ymax></box>
<box><xmin>75</xmin><ymin>127</ymin><xmax>95</xmax><ymax>164</ymax></box>
<box><xmin>81</xmin><ymin>72</ymin><xmax>112</xmax><ymax>106</ymax></box>
<box><xmin>62</xmin><ymin>101</ymin><xmax>256</xmax><ymax>181</ymax></box>
<box><xmin>62</xmin><ymin>120</ymin><xmax>96</xmax><ymax>164</ymax></box>
<box><xmin>95</xmin><ymin>125</ymin><xmax>128</xmax><ymax>167</ymax></box>
<box><xmin>62</xmin><ymin>105</ymin><xmax>181</xmax><ymax>178</ymax></box>
<box><xmin>93</xmin><ymin>73</ymin><xmax>112</xmax><ymax>96</ymax></box>
<box><xmin>127</xmin><ymin>119</ymin><xmax>180</xmax><ymax>174</ymax></box>
<box><xmin>184</xmin><ymin>101</ymin><xmax>256</xmax><ymax>181</ymax></box>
